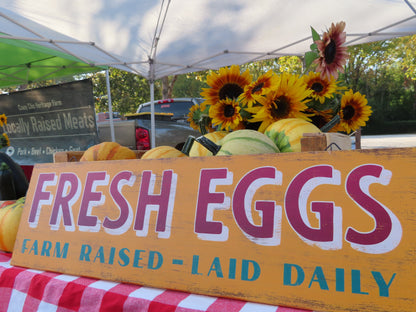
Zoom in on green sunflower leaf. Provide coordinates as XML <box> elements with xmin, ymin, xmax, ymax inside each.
<box><xmin>304</xmin><ymin>51</ymin><xmax>319</xmax><ymax>68</ymax></box>
<box><xmin>310</xmin><ymin>26</ymin><xmax>321</xmax><ymax>42</ymax></box>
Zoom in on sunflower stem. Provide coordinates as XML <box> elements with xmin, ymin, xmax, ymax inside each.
<box><xmin>199</xmin><ymin>123</ymin><xmax>207</xmax><ymax>135</ymax></box>
<box><xmin>320</xmin><ymin>114</ymin><xmax>341</xmax><ymax>132</ymax></box>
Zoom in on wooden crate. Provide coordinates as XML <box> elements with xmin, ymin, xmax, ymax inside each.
<box><xmin>301</xmin><ymin>132</ymin><xmax>352</xmax><ymax>152</ymax></box>
<box><xmin>53</xmin><ymin>150</ymin><xmax>146</xmax><ymax>162</ymax></box>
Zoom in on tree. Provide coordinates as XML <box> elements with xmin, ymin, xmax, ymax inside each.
<box><xmin>92</xmin><ymin>69</ymin><xmax>161</xmax><ymax>114</ymax></box>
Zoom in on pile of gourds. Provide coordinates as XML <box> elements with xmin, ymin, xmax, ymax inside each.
<box><xmin>140</xmin><ymin>118</ymin><xmax>321</xmax><ymax>159</ymax></box>
<box><xmin>80</xmin><ymin>118</ymin><xmax>322</xmax><ymax>161</ymax></box>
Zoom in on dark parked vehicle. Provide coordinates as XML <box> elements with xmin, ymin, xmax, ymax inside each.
<box><xmin>96</xmin><ymin>98</ymin><xmax>204</xmax><ymax>150</ymax></box>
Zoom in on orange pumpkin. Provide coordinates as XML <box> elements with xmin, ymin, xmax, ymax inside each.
<box><xmin>141</xmin><ymin>146</ymin><xmax>187</xmax><ymax>159</ymax></box>
<box><xmin>0</xmin><ymin>197</ymin><xmax>25</xmax><ymax>252</ymax></box>
<box><xmin>80</xmin><ymin>142</ymin><xmax>136</xmax><ymax>161</ymax></box>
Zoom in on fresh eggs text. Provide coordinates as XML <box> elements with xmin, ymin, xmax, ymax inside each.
<box><xmin>28</xmin><ymin>164</ymin><xmax>402</xmax><ymax>254</ymax></box>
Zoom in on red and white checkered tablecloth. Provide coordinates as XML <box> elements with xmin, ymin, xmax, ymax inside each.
<box><xmin>0</xmin><ymin>251</ymin><xmax>312</xmax><ymax>312</ymax></box>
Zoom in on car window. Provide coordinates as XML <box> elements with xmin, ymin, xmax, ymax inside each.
<box><xmin>139</xmin><ymin>101</ymin><xmax>195</xmax><ymax>118</ymax></box>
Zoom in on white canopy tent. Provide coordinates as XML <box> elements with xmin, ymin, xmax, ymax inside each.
<box><xmin>1</xmin><ymin>0</ymin><xmax>416</xmax><ymax>146</ymax></box>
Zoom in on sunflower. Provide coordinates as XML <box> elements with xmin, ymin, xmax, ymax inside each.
<box><xmin>246</xmin><ymin>73</ymin><xmax>312</xmax><ymax>132</ymax></box>
<box><xmin>336</xmin><ymin>89</ymin><xmax>372</xmax><ymax>134</ymax></box>
<box><xmin>238</xmin><ymin>70</ymin><xmax>278</xmax><ymax>108</ymax></box>
<box><xmin>0</xmin><ymin>114</ymin><xmax>7</xmax><ymax>127</ymax></box>
<box><xmin>304</xmin><ymin>107</ymin><xmax>334</xmax><ymax>129</ymax></box>
<box><xmin>314</xmin><ymin>21</ymin><xmax>349</xmax><ymax>80</ymax></box>
<box><xmin>209</xmin><ymin>98</ymin><xmax>243</xmax><ymax>131</ymax></box>
<box><xmin>201</xmin><ymin>65</ymin><xmax>252</xmax><ymax>105</ymax></box>
<box><xmin>1</xmin><ymin>133</ymin><xmax>9</xmax><ymax>148</ymax></box>
<box><xmin>303</xmin><ymin>72</ymin><xmax>343</xmax><ymax>104</ymax></box>
<box><xmin>187</xmin><ymin>103</ymin><xmax>213</xmax><ymax>133</ymax></box>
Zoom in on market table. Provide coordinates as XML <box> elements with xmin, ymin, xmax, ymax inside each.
<box><xmin>0</xmin><ymin>251</ymin><xmax>311</xmax><ymax>312</ymax></box>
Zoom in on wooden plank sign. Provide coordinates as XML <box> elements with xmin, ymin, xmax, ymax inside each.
<box><xmin>11</xmin><ymin>148</ymin><xmax>416</xmax><ymax>312</ymax></box>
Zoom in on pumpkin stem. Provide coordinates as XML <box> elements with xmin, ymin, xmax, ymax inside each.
<box><xmin>181</xmin><ymin>136</ymin><xmax>196</xmax><ymax>156</ymax></box>
<box><xmin>195</xmin><ymin>136</ymin><xmax>221</xmax><ymax>155</ymax></box>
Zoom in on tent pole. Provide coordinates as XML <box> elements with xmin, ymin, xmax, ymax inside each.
<box><xmin>150</xmin><ymin>60</ymin><xmax>156</xmax><ymax>148</ymax></box>
<box><xmin>105</xmin><ymin>69</ymin><xmax>115</xmax><ymax>142</ymax></box>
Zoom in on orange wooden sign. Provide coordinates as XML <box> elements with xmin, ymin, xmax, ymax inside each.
<box><xmin>11</xmin><ymin>148</ymin><xmax>416</xmax><ymax>312</ymax></box>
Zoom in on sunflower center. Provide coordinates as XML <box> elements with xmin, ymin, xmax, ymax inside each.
<box><xmin>252</xmin><ymin>82</ymin><xmax>264</xmax><ymax>94</ymax></box>
<box><xmin>219</xmin><ymin>83</ymin><xmax>244</xmax><ymax>100</ymax></box>
<box><xmin>311</xmin><ymin>82</ymin><xmax>324</xmax><ymax>93</ymax></box>
<box><xmin>343</xmin><ymin>105</ymin><xmax>355</xmax><ymax>120</ymax></box>
<box><xmin>271</xmin><ymin>96</ymin><xmax>290</xmax><ymax>119</ymax></box>
<box><xmin>223</xmin><ymin>104</ymin><xmax>236</xmax><ymax>117</ymax></box>
<box><xmin>324</xmin><ymin>39</ymin><xmax>337</xmax><ymax>64</ymax></box>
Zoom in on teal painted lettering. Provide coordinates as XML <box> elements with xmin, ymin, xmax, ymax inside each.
<box><xmin>41</xmin><ymin>241</ymin><xmax>52</xmax><ymax>256</ymax></box>
<box><xmin>94</xmin><ymin>246</ymin><xmax>105</xmax><ymax>263</ymax></box>
<box><xmin>148</xmin><ymin>251</ymin><xmax>163</xmax><ymax>269</ymax></box>
<box><xmin>118</xmin><ymin>248</ymin><xmax>130</xmax><ymax>266</ymax></box>
<box><xmin>229</xmin><ymin>258</ymin><xmax>237</xmax><ymax>279</ymax></box>
<box><xmin>53</xmin><ymin>242</ymin><xmax>69</xmax><ymax>259</ymax></box>
<box><xmin>29</xmin><ymin>240</ymin><xmax>38</xmax><ymax>255</ymax></box>
<box><xmin>79</xmin><ymin>244</ymin><xmax>91</xmax><ymax>261</ymax></box>
<box><xmin>133</xmin><ymin>250</ymin><xmax>145</xmax><ymax>268</ymax></box>
<box><xmin>21</xmin><ymin>239</ymin><xmax>30</xmax><ymax>253</ymax></box>
<box><xmin>241</xmin><ymin>259</ymin><xmax>260</xmax><ymax>281</ymax></box>
<box><xmin>191</xmin><ymin>255</ymin><xmax>202</xmax><ymax>275</ymax></box>
<box><xmin>371</xmin><ymin>271</ymin><xmax>396</xmax><ymax>297</ymax></box>
<box><xmin>208</xmin><ymin>257</ymin><xmax>223</xmax><ymax>278</ymax></box>
<box><xmin>352</xmin><ymin>270</ymin><xmax>369</xmax><ymax>295</ymax></box>
<box><xmin>109</xmin><ymin>247</ymin><xmax>116</xmax><ymax>265</ymax></box>
<box><xmin>336</xmin><ymin>268</ymin><xmax>345</xmax><ymax>292</ymax></box>
<box><xmin>308</xmin><ymin>266</ymin><xmax>329</xmax><ymax>290</ymax></box>
<box><xmin>283</xmin><ymin>263</ymin><xmax>304</xmax><ymax>286</ymax></box>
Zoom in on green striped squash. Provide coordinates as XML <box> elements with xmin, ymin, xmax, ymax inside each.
<box><xmin>217</xmin><ymin>129</ymin><xmax>279</xmax><ymax>156</ymax></box>
<box><xmin>189</xmin><ymin>131</ymin><xmax>228</xmax><ymax>157</ymax></box>
<box><xmin>264</xmin><ymin>118</ymin><xmax>321</xmax><ymax>152</ymax></box>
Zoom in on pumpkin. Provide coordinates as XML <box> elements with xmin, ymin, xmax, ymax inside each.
<box><xmin>264</xmin><ymin>118</ymin><xmax>321</xmax><ymax>153</ymax></box>
<box><xmin>0</xmin><ymin>197</ymin><xmax>25</xmax><ymax>252</ymax></box>
<box><xmin>216</xmin><ymin>129</ymin><xmax>279</xmax><ymax>156</ymax></box>
<box><xmin>189</xmin><ymin>131</ymin><xmax>228</xmax><ymax>157</ymax></box>
<box><xmin>141</xmin><ymin>146</ymin><xmax>187</xmax><ymax>159</ymax></box>
<box><xmin>80</xmin><ymin>142</ymin><xmax>136</xmax><ymax>161</ymax></box>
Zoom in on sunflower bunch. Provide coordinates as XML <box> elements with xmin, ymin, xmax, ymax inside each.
<box><xmin>0</xmin><ymin>114</ymin><xmax>10</xmax><ymax>149</ymax></box>
<box><xmin>188</xmin><ymin>21</ymin><xmax>372</xmax><ymax>135</ymax></box>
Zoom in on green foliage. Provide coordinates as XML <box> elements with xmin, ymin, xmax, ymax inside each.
<box><xmin>92</xmin><ymin>69</ymin><xmax>161</xmax><ymax>114</ymax></box>
<box><xmin>172</xmin><ymin>73</ymin><xmax>209</xmax><ymax>98</ymax></box>
<box><xmin>342</xmin><ymin>35</ymin><xmax>416</xmax><ymax>126</ymax></box>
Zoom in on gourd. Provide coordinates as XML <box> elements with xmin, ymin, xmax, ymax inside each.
<box><xmin>0</xmin><ymin>197</ymin><xmax>25</xmax><ymax>252</ymax></box>
<box><xmin>0</xmin><ymin>152</ymin><xmax>28</xmax><ymax>198</ymax></box>
<box><xmin>80</xmin><ymin>142</ymin><xmax>136</xmax><ymax>161</ymax></box>
<box><xmin>141</xmin><ymin>146</ymin><xmax>187</xmax><ymax>159</ymax></box>
<box><xmin>189</xmin><ymin>131</ymin><xmax>228</xmax><ymax>157</ymax></box>
<box><xmin>264</xmin><ymin>118</ymin><xmax>321</xmax><ymax>153</ymax></box>
<box><xmin>0</xmin><ymin>162</ymin><xmax>16</xmax><ymax>200</ymax></box>
<box><xmin>216</xmin><ymin>129</ymin><xmax>280</xmax><ymax>156</ymax></box>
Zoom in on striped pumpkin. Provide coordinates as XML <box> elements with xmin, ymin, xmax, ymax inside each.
<box><xmin>0</xmin><ymin>197</ymin><xmax>25</xmax><ymax>252</ymax></box>
<box><xmin>217</xmin><ymin>129</ymin><xmax>279</xmax><ymax>156</ymax></box>
<box><xmin>189</xmin><ymin>131</ymin><xmax>228</xmax><ymax>157</ymax></box>
<box><xmin>264</xmin><ymin>118</ymin><xmax>321</xmax><ymax>152</ymax></box>
<box><xmin>80</xmin><ymin>142</ymin><xmax>136</xmax><ymax>161</ymax></box>
<box><xmin>141</xmin><ymin>146</ymin><xmax>187</xmax><ymax>159</ymax></box>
